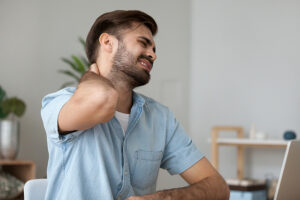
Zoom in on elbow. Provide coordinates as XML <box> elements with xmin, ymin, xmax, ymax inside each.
<box><xmin>206</xmin><ymin>174</ymin><xmax>230</xmax><ymax>200</ymax></box>
<box><xmin>219</xmin><ymin>176</ymin><xmax>230</xmax><ymax>200</ymax></box>
<box><xmin>223</xmin><ymin>183</ymin><xmax>230</xmax><ymax>200</ymax></box>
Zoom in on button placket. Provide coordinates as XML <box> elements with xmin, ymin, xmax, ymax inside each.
<box><xmin>116</xmin><ymin>135</ymin><xmax>131</xmax><ymax>200</ymax></box>
<box><xmin>116</xmin><ymin>97</ymin><xmax>144</xmax><ymax>199</ymax></box>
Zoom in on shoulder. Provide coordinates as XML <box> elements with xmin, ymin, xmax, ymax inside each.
<box><xmin>135</xmin><ymin>92</ymin><xmax>173</xmax><ymax>117</ymax></box>
<box><xmin>42</xmin><ymin>87</ymin><xmax>76</xmax><ymax>107</ymax></box>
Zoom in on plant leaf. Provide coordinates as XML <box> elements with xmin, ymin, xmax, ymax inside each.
<box><xmin>80</xmin><ymin>56</ymin><xmax>90</xmax><ymax>70</ymax></box>
<box><xmin>72</xmin><ymin>55</ymin><xmax>86</xmax><ymax>74</ymax></box>
<box><xmin>79</xmin><ymin>37</ymin><xmax>86</xmax><ymax>49</ymax></box>
<box><xmin>0</xmin><ymin>86</ymin><xmax>7</xmax><ymax>119</ymax></box>
<box><xmin>59</xmin><ymin>37</ymin><xmax>90</xmax><ymax>89</ymax></box>
<box><xmin>61</xmin><ymin>58</ymin><xmax>81</xmax><ymax>73</ymax></box>
<box><xmin>0</xmin><ymin>86</ymin><xmax>6</xmax><ymax>102</ymax></box>
<box><xmin>1</xmin><ymin>97</ymin><xmax>26</xmax><ymax>117</ymax></box>
<box><xmin>60</xmin><ymin>81</ymin><xmax>76</xmax><ymax>89</ymax></box>
<box><xmin>58</xmin><ymin>70</ymin><xmax>81</xmax><ymax>82</ymax></box>
<box><xmin>0</xmin><ymin>109</ymin><xmax>8</xmax><ymax>119</ymax></box>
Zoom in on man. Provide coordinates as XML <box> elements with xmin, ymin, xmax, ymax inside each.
<box><xmin>41</xmin><ymin>10</ymin><xmax>229</xmax><ymax>200</ymax></box>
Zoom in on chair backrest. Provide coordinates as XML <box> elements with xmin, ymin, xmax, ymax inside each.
<box><xmin>24</xmin><ymin>179</ymin><xmax>48</xmax><ymax>200</ymax></box>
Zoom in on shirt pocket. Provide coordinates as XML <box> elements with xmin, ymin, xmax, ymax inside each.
<box><xmin>132</xmin><ymin>150</ymin><xmax>163</xmax><ymax>190</ymax></box>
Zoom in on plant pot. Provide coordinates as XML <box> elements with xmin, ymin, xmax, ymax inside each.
<box><xmin>0</xmin><ymin>120</ymin><xmax>19</xmax><ymax>160</ymax></box>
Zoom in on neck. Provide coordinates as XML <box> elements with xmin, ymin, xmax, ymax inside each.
<box><xmin>111</xmin><ymin>77</ymin><xmax>133</xmax><ymax>114</ymax></box>
<box><xmin>99</xmin><ymin>60</ymin><xmax>134</xmax><ymax>114</ymax></box>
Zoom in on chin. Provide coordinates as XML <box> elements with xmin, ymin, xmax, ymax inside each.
<box><xmin>131</xmin><ymin>71</ymin><xmax>150</xmax><ymax>88</ymax></box>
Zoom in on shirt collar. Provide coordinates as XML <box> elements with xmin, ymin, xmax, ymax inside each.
<box><xmin>132</xmin><ymin>91</ymin><xmax>145</xmax><ymax>107</ymax></box>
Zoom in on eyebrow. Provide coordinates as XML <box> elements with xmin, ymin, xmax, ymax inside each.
<box><xmin>138</xmin><ymin>36</ymin><xmax>156</xmax><ymax>53</ymax></box>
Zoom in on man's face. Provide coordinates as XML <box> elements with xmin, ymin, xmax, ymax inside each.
<box><xmin>111</xmin><ymin>24</ymin><xmax>157</xmax><ymax>88</ymax></box>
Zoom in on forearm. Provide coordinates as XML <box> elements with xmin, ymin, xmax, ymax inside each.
<box><xmin>58</xmin><ymin>70</ymin><xmax>118</xmax><ymax>133</ymax></box>
<box><xmin>76</xmin><ymin>71</ymin><xmax>118</xmax><ymax>118</ymax></box>
<box><xmin>136</xmin><ymin>175</ymin><xmax>229</xmax><ymax>200</ymax></box>
<box><xmin>76</xmin><ymin>70</ymin><xmax>118</xmax><ymax>106</ymax></box>
<box><xmin>73</xmin><ymin>71</ymin><xmax>118</xmax><ymax>121</ymax></box>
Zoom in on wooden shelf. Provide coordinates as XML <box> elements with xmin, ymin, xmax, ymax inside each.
<box><xmin>217</xmin><ymin>138</ymin><xmax>288</xmax><ymax>148</ymax></box>
<box><xmin>211</xmin><ymin>126</ymin><xmax>288</xmax><ymax>180</ymax></box>
<box><xmin>0</xmin><ymin>160</ymin><xmax>36</xmax><ymax>200</ymax></box>
<box><xmin>0</xmin><ymin>160</ymin><xmax>36</xmax><ymax>182</ymax></box>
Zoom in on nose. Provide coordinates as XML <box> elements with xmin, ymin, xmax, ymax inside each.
<box><xmin>147</xmin><ymin>49</ymin><xmax>157</xmax><ymax>62</ymax></box>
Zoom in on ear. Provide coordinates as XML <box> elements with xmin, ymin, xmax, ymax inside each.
<box><xmin>98</xmin><ymin>33</ymin><xmax>117</xmax><ymax>53</ymax></box>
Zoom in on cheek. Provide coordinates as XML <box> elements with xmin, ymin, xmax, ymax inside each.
<box><xmin>127</xmin><ymin>50</ymin><xmax>141</xmax><ymax>62</ymax></box>
<box><xmin>127</xmin><ymin>44</ymin><xmax>143</xmax><ymax>56</ymax></box>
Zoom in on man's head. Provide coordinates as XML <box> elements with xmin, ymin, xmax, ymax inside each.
<box><xmin>85</xmin><ymin>10</ymin><xmax>158</xmax><ymax>88</ymax></box>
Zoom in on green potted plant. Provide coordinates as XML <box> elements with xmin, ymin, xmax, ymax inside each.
<box><xmin>59</xmin><ymin>37</ymin><xmax>90</xmax><ymax>88</ymax></box>
<box><xmin>0</xmin><ymin>86</ymin><xmax>26</xmax><ymax>160</ymax></box>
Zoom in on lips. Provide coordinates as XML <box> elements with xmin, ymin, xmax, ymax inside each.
<box><xmin>138</xmin><ymin>58</ymin><xmax>153</xmax><ymax>72</ymax></box>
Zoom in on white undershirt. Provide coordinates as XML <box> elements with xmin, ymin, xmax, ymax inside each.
<box><xmin>115</xmin><ymin>111</ymin><xmax>130</xmax><ymax>135</ymax></box>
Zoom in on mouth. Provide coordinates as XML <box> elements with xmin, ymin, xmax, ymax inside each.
<box><xmin>138</xmin><ymin>58</ymin><xmax>153</xmax><ymax>72</ymax></box>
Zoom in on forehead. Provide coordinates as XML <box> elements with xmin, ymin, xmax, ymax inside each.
<box><xmin>121</xmin><ymin>23</ymin><xmax>155</xmax><ymax>45</ymax></box>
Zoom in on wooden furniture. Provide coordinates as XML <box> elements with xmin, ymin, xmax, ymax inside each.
<box><xmin>0</xmin><ymin>160</ymin><xmax>36</xmax><ymax>199</ymax></box>
<box><xmin>211</xmin><ymin>126</ymin><xmax>288</xmax><ymax>180</ymax></box>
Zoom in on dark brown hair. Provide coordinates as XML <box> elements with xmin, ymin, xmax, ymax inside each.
<box><xmin>85</xmin><ymin>10</ymin><xmax>158</xmax><ymax>63</ymax></box>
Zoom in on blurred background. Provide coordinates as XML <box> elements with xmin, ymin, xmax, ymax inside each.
<box><xmin>0</xmin><ymin>0</ymin><xmax>299</xmax><ymax>191</ymax></box>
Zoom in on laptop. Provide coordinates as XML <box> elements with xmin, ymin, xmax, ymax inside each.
<box><xmin>274</xmin><ymin>140</ymin><xmax>300</xmax><ymax>200</ymax></box>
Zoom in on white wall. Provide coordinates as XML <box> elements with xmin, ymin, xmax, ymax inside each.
<box><xmin>190</xmin><ymin>0</ymin><xmax>300</xmax><ymax>179</ymax></box>
<box><xmin>2</xmin><ymin>0</ymin><xmax>298</xmax><ymax>192</ymax></box>
<box><xmin>0</xmin><ymin>0</ymin><xmax>191</xmax><ymax>189</ymax></box>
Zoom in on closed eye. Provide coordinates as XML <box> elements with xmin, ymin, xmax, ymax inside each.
<box><xmin>137</xmin><ymin>36</ymin><xmax>156</xmax><ymax>53</ymax></box>
<box><xmin>139</xmin><ymin>40</ymin><xmax>147</xmax><ymax>48</ymax></box>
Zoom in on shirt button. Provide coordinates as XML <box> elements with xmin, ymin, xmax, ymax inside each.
<box><xmin>124</xmin><ymin>170</ymin><xmax>128</xmax><ymax>175</ymax></box>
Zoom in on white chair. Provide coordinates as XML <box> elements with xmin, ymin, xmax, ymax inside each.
<box><xmin>24</xmin><ymin>179</ymin><xmax>48</xmax><ymax>200</ymax></box>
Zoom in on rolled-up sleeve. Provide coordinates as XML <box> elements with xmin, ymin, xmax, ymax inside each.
<box><xmin>41</xmin><ymin>87</ymin><xmax>83</xmax><ymax>144</ymax></box>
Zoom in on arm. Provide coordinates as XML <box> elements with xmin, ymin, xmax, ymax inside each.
<box><xmin>58</xmin><ymin>63</ymin><xmax>118</xmax><ymax>134</ymax></box>
<box><xmin>127</xmin><ymin>157</ymin><xmax>230</xmax><ymax>200</ymax></box>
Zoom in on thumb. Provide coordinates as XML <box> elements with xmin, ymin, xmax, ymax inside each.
<box><xmin>89</xmin><ymin>63</ymin><xmax>100</xmax><ymax>75</ymax></box>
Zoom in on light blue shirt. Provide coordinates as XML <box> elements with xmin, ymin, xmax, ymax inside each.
<box><xmin>41</xmin><ymin>87</ymin><xmax>203</xmax><ymax>200</ymax></box>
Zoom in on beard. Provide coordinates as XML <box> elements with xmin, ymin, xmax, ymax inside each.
<box><xmin>111</xmin><ymin>41</ymin><xmax>151</xmax><ymax>88</ymax></box>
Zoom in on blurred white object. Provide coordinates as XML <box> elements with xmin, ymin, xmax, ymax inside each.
<box><xmin>249</xmin><ymin>124</ymin><xmax>256</xmax><ymax>139</ymax></box>
<box><xmin>24</xmin><ymin>179</ymin><xmax>48</xmax><ymax>200</ymax></box>
<box><xmin>255</xmin><ymin>131</ymin><xmax>268</xmax><ymax>140</ymax></box>
<box><xmin>0</xmin><ymin>120</ymin><xmax>19</xmax><ymax>159</ymax></box>
<box><xmin>226</xmin><ymin>178</ymin><xmax>266</xmax><ymax>186</ymax></box>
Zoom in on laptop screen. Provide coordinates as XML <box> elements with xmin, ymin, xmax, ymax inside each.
<box><xmin>274</xmin><ymin>140</ymin><xmax>300</xmax><ymax>200</ymax></box>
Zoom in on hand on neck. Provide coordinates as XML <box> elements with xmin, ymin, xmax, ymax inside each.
<box><xmin>96</xmin><ymin>56</ymin><xmax>134</xmax><ymax>114</ymax></box>
<box><xmin>105</xmin><ymin>69</ymin><xmax>134</xmax><ymax>114</ymax></box>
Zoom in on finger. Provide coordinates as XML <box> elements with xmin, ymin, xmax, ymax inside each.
<box><xmin>88</xmin><ymin>63</ymin><xmax>97</xmax><ymax>72</ymax></box>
